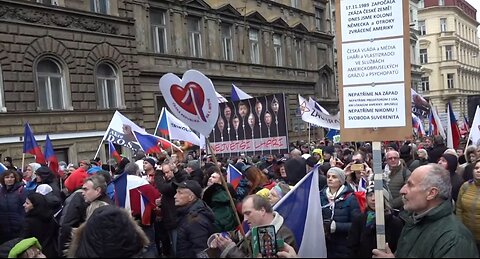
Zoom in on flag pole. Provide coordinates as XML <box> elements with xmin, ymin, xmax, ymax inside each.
<box><xmin>21</xmin><ymin>153</ymin><xmax>25</xmax><ymax>173</ymax></box>
<box><xmin>372</xmin><ymin>141</ymin><xmax>386</xmax><ymax>251</ymax></box>
<box><xmin>93</xmin><ymin>139</ymin><xmax>103</xmax><ymax>159</ymax></box>
<box><xmin>206</xmin><ymin>139</ymin><xmax>245</xmax><ymax>237</ymax></box>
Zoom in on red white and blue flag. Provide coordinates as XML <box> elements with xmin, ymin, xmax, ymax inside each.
<box><xmin>0</xmin><ymin>163</ymin><xmax>7</xmax><ymax>174</ymax></box>
<box><xmin>446</xmin><ymin>102</ymin><xmax>461</xmax><ymax>149</ymax></box>
<box><xmin>133</xmin><ymin>131</ymin><xmax>182</xmax><ymax>154</ymax></box>
<box><xmin>23</xmin><ymin>123</ymin><xmax>46</xmax><ymax>164</ymax></box>
<box><xmin>428</xmin><ymin>106</ymin><xmax>446</xmax><ymax>139</ymax></box>
<box><xmin>231</xmin><ymin>84</ymin><xmax>253</xmax><ymax>101</ymax></box>
<box><xmin>227</xmin><ymin>164</ymin><xmax>243</xmax><ymax>189</ymax></box>
<box><xmin>44</xmin><ymin>134</ymin><xmax>63</xmax><ymax>177</ymax></box>
<box><xmin>113</xmin><ymin>173</ymin><xmax>160</xmax><ymax>226</ymax></box>
<box><xmin>108</xmin><ymin>141</ymin><xmax>122</xmax><ymax>163</ymax></box>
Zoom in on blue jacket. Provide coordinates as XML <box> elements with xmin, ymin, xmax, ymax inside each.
<box><xmin>0</xmin><ymin>182</ymin><xmax>27</xmax><ymax>244</ymax></box>
<box><xmin>320</xmin><ymin>185</ymin><xmax>360</xmax><ymax>258</ymax></box>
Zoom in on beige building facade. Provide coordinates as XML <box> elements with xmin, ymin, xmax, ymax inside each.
<box><xmin>0</xmin><ymin>0</ymin><xmax>336</xmax><ymax>165</ymax></box>
<box><xmin>418</xmin><ymin>1</ymin><xmax>480</xmax><ymax>116</ymax></box>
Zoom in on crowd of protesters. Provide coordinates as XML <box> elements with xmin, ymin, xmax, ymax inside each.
<box><xmin>0</xmin><ymin>135</ymin><xmax>480</xmax><ymax>258</ymax></box>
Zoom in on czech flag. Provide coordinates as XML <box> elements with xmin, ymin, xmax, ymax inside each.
<box><xmin>428</xmin><ymin>106</ymin><xmax>446</xmax><ymax>139</ymax></box>
<box><xmin>273</xmin><ymin>166</ymin><xmax>327</xmax><ymax>257</ymax></box>
<box><xmin>23</xmin><ymin>123</ymin><xmax>45</xmax><ymax>164</ymax></box>
<box><xmin>109</xmin><ymin>141</ymin><xmax>122</xmax><ymax>163</ymax></box>
<box><xmin>113</xmin><ymin>173</ymin><xmax>161</xmax><ymax>226</ymax></box>
<box><xmin>227</xmin><ymin>164</ymin><xmax>243</xmax><ymax>189</ymax></box>
<box><xmin>446</xmin><ymin>102</ymin><xmax>461</xmax><ymax>149</ymax></box>
<box><xmin>44</xmin><ymin>135</ymin><xmax>62</xmax><ymax>177</ymax></box>
<box><xmin>133</xmin><ymin>131</ymin><xmax>181</xmax><ymax>154</ymax></box>
<box><xmin>155</xmin><ymin>108</ymin><xmax>169</xmax><ymax>137</ymax></box>
<box><xmin>231</xmin><ymin>84</ymin><xmax>253</xmax><ymax>101</ymax></box>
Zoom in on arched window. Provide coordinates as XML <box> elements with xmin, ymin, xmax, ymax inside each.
<box><xmin>96</xmin><ymin>62</ymin><xmax>121</xmax><ymax>109</ymax></box>
<box><xmin>36</xmin><ymin>58</ymin><xmax>68</xmax><ymax>110</ymax></box>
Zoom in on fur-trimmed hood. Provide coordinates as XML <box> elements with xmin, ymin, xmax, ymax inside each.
<box><xmin>66</xmin><ymin>205</ymin><xmax>149</xmax><ymax>258</ymax></box>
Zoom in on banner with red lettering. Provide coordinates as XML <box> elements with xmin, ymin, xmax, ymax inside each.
<box><xmin>208</xmin><ymin>94</ymin><xmax>288</xmax><ymax>156</ymax></box>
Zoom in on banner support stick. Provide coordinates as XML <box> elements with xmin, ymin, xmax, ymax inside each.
<box><xmin>207</xmin><ymin>139</ymin><xmax>245</xmax><ymax>237</ymax></box>
<box><xmin>373</xmin><ymin>141</ymin><xmax>386</xmax><ymax>251</ymax></box>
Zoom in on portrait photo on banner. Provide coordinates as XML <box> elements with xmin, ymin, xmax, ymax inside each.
<box><xmin>208</xmin><ymin>93</ymin><xmax>288</xmax><ymax>156</ymax></box>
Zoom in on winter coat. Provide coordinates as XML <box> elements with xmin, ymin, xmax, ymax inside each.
<box><xmin>347</xmin><ymin>210</ymin><xmax>404</xmax><ymax>258</ymax></box>
<box><xmin>284</xmin><ymin>157</ymin><xmax>306</xmax><ymax>185</ymax></box>
<box><xmin>428</xmin><ymin>144</ymin><xmax>448</xmax><ymax>163</ymax></box>
<box><xmin>396</xmin><ymin>200</ymin><xmax>478</xmax><ymax>258</ymax></box>
<box><xmin>221</xmin><ymin>212</ymin><xmax>297</xmax><ymax>258</ymax></box>
<box><xmin>0</xmin><ymin>182</ymin><xmax>27</xmax><ymax>244</ymax></box>
<box><xmin>386</xmin><ymin>165</ymin><xmax>410</xmax><ymax>210</ymax></box>
<box><xmin>154</xmin><ymin>170</ymin><xmax>188</xmax><ymax>230</ymax></box>
<box><xmin>320</xmin><ymin>185</ymin><xmax>361</xmax><ymax>258</ymax></box>
<box><xmin>456</xmin><ymin>179</ymin><xmax>480</xmax><ymax>242</ymax></box>
<box><xmin>188</xmin><ymin>168</ymin><xmax>205</xmax><ymax>187</ymax></box>
<box><xmin>67</xmin><ymin>205</ymin><xmax>149</xmax><ymax>258</ymax></box>
<box><xmin>202</xmin><ymin>183</ymin><xmax>237</xmax><ymax>232</ymax></box>
<box><xmin>21</xmin><ymin>194</ymin><xmax>58</xmax><ymax>258</ymax></box>
<box><xmin>57</xmin><ymin>189</ymin><xmax>87</xmax><ymax>257</ymax></box>
<box><xmin>175</xmin><ymin>199</ymin><xmax>216</xmax><ymax>258</ymax></box>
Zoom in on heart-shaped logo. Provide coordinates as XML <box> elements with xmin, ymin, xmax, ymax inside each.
<box><xmin>170</xmin><ymin>82</ymin><xmax>206</xmax><ymax>121</ymax></box>
<box><xmin>159</xmin><ymin>70</ymin><xmax>219</xmax><ymax>137</ymax></box>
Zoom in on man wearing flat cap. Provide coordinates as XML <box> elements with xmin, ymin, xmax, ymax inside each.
<box><xmin>174</xmin><ymin>180</ymin><xmax>215</xmax><ymax>258</ymax></box>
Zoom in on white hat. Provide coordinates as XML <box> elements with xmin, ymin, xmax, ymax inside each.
<box><xmin>301</xmin><ymin>153</ymin><xmax>311</xmax><ymax>160</ymax></box>
<box><xmin>36</xmin><ymin>184</ymin><xmax>53</xmax><ymax>195</ymax></box>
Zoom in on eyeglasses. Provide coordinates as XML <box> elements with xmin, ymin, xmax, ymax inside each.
<box><xmin>387</xmin><ymin>157</ymin><xmax>399</xmax><ymax>160</ymax></box>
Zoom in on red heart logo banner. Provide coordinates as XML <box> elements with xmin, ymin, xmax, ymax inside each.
<box><xmin>159</xmin><ymin>70</ymin><xmax>219</xmax><ymax>136</ymax></box>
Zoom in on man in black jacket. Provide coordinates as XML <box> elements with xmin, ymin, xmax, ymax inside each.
<box><xmin>154</xmin><ymin>162</ymin><xmax>188</xmax><ymax>257</ymax></box>
<box><xmin>174</xmin><ymin>180</ymin><xmax>215</xmax><ymax>258</ymax></box>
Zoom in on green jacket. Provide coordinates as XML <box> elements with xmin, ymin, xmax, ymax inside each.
<box><xmin>396</xmin><ymin>200</ymin><xmax>478</xmax><ymax>258</ymax></box>
<box><xmin>202</xmin><ymin>184</ymin><xmax>237</xmax><ymax>232</ymax></box>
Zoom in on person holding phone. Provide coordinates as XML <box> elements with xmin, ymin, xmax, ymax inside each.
<box><xmin>209</xmin><ymin>194</ymin><xmax>296</xmax><ymax>258</ymax></box>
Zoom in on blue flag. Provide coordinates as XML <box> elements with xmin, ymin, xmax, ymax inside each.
<box><xmin>273</xmin><ymin>166</ymin><xmax>327</xmax><ymax>257</ymax></box>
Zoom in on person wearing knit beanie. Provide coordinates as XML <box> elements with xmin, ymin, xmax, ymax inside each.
<box><xmin>268</xmin><ymin>182</ymin><xmax>291</xmax><ymax>206</ymax></box>
<box><xmin>438</xmin><ymin>153</ymin><xmax>463</xmax><ymax>202</ymax></box>
<box><xmin>327</xmin><ymin>167</ymin><xmax>346</xmax><ymax>185</ymax></box>
<box><xmin>144</xmin><ymin>158</ymin><xmax>156</xmax><ymax>168</ymax></box>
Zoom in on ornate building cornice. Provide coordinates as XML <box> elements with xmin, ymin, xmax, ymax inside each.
<box><xmin>0</xmin><ymin>2</ymin><xmax>125</xmax><ymax>35</ymax></box>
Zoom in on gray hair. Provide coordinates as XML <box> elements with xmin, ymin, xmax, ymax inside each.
<box><xmin>124</xmin><ymin>162</ymin><xmax>141</xmax><ymax>176</ymax></box>
<box><xmin>84</xmin><ymin>174</ymin><xmax>107</xmax><ymax>193</ymax></box>
<box><xmin>420</xmin><ymin>164</ymin><xmax>451</xmax><ymax>200</ymax></box>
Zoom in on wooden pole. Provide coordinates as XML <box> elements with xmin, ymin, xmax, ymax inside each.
<box><xmin>21</xmin><ymin>153</ymin><xmax>25</xmax><ymax>173</ymax></box>
<box><xmin>206</xmin><ymin>139</ymin><xmax>245</xmax><ymax>237</ymax></box>
<box><xmin>372</xmin><ymin>141</ymin><xmax>386</xmax><ymax>251</ymax></box>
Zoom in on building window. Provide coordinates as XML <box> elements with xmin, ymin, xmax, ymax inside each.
<box><xmin>90</xmin><ymin>0</ymin><xmax>109</xmax><ymax>14</ymax></box>
<box><xmin>36</xmin><ymin>58</ymin><xmax>68</xmax><ymax>110</ymax></box>
<box><xmin>291</xmin><ymin>0</ymin><xmax>299</xmax><ymax>8</ymax></box>
<box><xmin>151</xmin><ymin>10</ymin><xmax>167</xmax><ymax>54</ymax></box>
<box><xmin>249</xmin><ymin>29</ymin><xmax>260</xmax><ymax>64</ymax></box>
<box><xmin>36</xmin><ymin>0</ymin><xmax>58</xmax><ymax>5</ymax></box>
<box><xmin>96</xmin><ymin>62</ymin><xmax>121</xmax><ymax>109</ymax></box>
<box><xmin>321</xmin><ymin>73</ymin><xmax>329</xmax><ymax>97</ymax></box>
<box><xmin>221</xmin><ymin>24</ymin><xmax>234</xmax><ymax>61</ymax></box>
<box><xmin>445</xmin><ymin>45</ymin><xmax>453</xmax><ymax>60</ymax></box>
<box><xmin>420</xmin><ymin>48</ymin><xmax>428</xmax><ymax>64</ymax></box>
<box><xmin>439</xmin><ymin>0</ymin><xmax>445</xmax><ymax>6</ymax></box>
<box><xmin>0</xmin><ymin>65</ymin><xmax>5</xmax><ymax>112</ymax></box>
<box><xmin>295</xmin><ymin>39</ymin><xmax>303</xmax><ymax>68</ymax></box>
<box><xmin>419</xmin><ymin>20</ymin><xmax>426</xmax><ymax>35</ymax></box>
<box><xmin>273</xmin><ymin>34</ymin><xmax>283</xmax><ymax>66</ymax></box>
<box><xmin>187</xmin><ymin>17</ymin><xmax>202</xmax><ymax>58</ymax></box>
<box><xmin>315</xmin><ymin>8</ymin><xmax>324</xmax><ymax>31</ymax></box>
<box><xmin>440</xmin><ymin>18</ymin><xmax>447</xmax><ymax>32</ymax></box>
<box><xmin>421</xmin><ymin>76</ymin><xmax>430</xmax><ymax>91</ymax></box>
<box><xmin>447</xmin><ymin>73</ymin><xmax>454</xmax><ymax>89</ymax></box>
